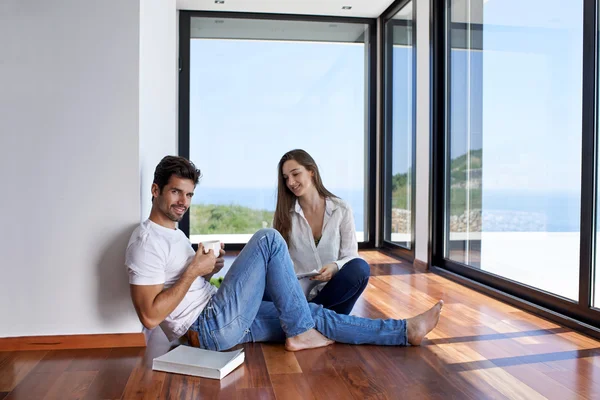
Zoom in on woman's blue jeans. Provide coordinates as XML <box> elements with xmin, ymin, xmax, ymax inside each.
<box><xmin>188</xmin><ymin>229</ymin><xmax>407</xmax><ymax>351</ymax></box>
<box><xmin>310</xmin><ymin>257</ymin><xmax>371</xmax><ymax>315</ymax></box>
<box><xmin>263</xmin><ymin>257</ymin><xmax>370</xmax><ymax>315</ymax></box>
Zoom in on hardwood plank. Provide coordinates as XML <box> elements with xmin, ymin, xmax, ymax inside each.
<box><xmin>294</xmin><ymin>346</ymin><xmax>355</xmax><ymax>398</ymax></box>
<box><xmin>153</xmin><ymin>367</ymin><xmax>242</xmax><ymax>400</ymax></box>
<box><xmin>235</xmin><ymin>388</ymin><xmax>275</xmax><ymax>400</ymax></box>
<box><xmin>158</xmin><ymin>373</ymin><xmax>220</xmax><ymax>400</ymax></box>
<box><xmin>5</xmin><ymin>372</ymin><xmax>63</xmax><ymax>400</ymax></box>
<box><xmin>235</xmin><ymin>343</ymin><xmax>271</xmax><ymax>389</ymax></box>
<box><xmin>260</xmin><ymin>344</ymin><xmax>302</xmax><ymax>375</ymax></box>
<box><xmin>326</xmin><ymin>344</ymin><xmax>387</xmax><ymax>399</ymax></box>
<box><xmin>66</xmin><ymin>348</ymin><xmax>112</xmax><ymax>372</ymax></box>
<box><xmin>302</xmin><ymin>370</ymin><xmax>354</xmax><ymax>399</ymax></box>
<box><xmin>502</xmin><ymin>364</ymin><xmax>582</xmax><ymax>400</ymax></box>
<box><xmin>355</xmin><ymin>345</ymin><xmax>416</xmax><ymax>391</ymax></box>
<box><xmin>121</xmin><ymin>330</ymin><xmax>173</xmax><ymax>399</ymax></box>
<box><xmin>543</xmin><ymin>370</ymin><xmax>600</xmax><ymax>400</ymax></box>
<box><xmin>6</xmin><ymin>350</ymin><xmax>89</xmax><ymax>400</ymax></box>
<box><xmin>430</xmin><ymin>342</ymin><xmax>546</xmax><ymax>399</ymax></box>
<box><xmin>417</xmin><ymin>345</ymin><xmax>491</xmax><ymax>400</ymax></box>
<box><xmin>269</xmin><ymin>374</ymin><xmax>316</xmax><ymax>400</ymax></box>
<box><xmin>0</xmin><ymin>333</ymin><xmax>145</xmax><ymax>351</ymax></box>
<box><xmin>43</xmin><ymin>371</ymin><xmax>97</xmax><ymax>400</ymax></box>
<box><xmin>350</xmin><ymin>295</ymin><xmax>389</xmax><ymax>319</ymax></box>
<box><xmin>369</xmin><ymin>263</ymin><xmax>416</xmax><ymax>277</ymax></box>
<box><xmin>217</xmin><ymin>366</ymin><xmax>244</xmax><ymax>399</ymax></box>
<box><xmin>359</xmin><ymin>251</ymin><xmax>405</xmax><ymax>265</ymax></box>
<box><xmin>83</xmin><ymin>347</ymin><xmax>142</xmax><ymax>400</ymax></box>
<box><xmin>122</xmin><ymin>366</ymin><xmax>166</xmax><ymax>400</ymax></box>
<box><xmin>293</xmin><ymin>346</ymin><xmax>354</xmax><ymax>398</ymax></box>
<box><xmin>0</xmin><ymin>351</ymin><xmax>47</xmax><ymax>392</ymax></box>
<box><xmin>33</xmin><ymin>349</ymin><xmax>95</xmax><ymax>374</ymax></box>
<box><xmin>293</xmin><ymin>346</ymin><xmax>336</xmax><ymax>373</ymax></box>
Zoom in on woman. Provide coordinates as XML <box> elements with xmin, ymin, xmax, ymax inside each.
<box><xmin>273</xmin><ymin>149</ymin><xmax>370</xmax><ymax>315</ymax></box>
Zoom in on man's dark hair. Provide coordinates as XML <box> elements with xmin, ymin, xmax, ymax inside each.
<box><xmin>153</xmin><ymin>155</ymin><xmax>202</xmax><ymax>194</ymax></box>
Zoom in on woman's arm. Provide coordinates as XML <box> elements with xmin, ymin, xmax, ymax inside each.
<box><xmin>334</xmin><ymin>205</ymin><xmax>360</xmax><ymax>270</ymax></box>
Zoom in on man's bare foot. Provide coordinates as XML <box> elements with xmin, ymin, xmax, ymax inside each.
<box><xmin>406</xmin><ymin>300</ymin><xmax>444</xmax><ymax>346</ymax></box>
<box><xmin>285</xmin><ymin>328</ymin><xmax>334</xmax><ymax>352</ymax></box>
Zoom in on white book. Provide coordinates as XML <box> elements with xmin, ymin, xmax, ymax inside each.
<box><xmin>152</xmin><ymin>345</ymin><xmax>245</xmax><ymax>380</ymax></box>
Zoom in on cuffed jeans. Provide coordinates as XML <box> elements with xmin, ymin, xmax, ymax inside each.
<box><xmin>188</xmin><ymin>229</ymin><xmax>408</xmax><ymax>351</ymax></box>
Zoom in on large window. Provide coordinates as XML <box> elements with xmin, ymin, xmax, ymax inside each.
<box><xmin>445</xmin><ymin>0</ymin><xmax>583</xmax><ymax>300</ymax></box>
<box><xmin>180</xmin><ymin>15</ymin><xmax>375</xmax><ymax>245</ymax></box>
<box><xmin>383</xmin><ymin>0</ymin><xmax>415</xmax><ymax>251</ymax></box>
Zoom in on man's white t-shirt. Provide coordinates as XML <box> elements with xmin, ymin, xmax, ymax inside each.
<box><xmin>125</xmin><ymin>219</ymin><xmax>217</xmax><ymax>341</ymax></box>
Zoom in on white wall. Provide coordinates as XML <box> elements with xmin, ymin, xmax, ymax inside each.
<box><xmin>139</xmin><ymin>0</ymin><xmax>178</xmax><ymax>221</ymax></box>
<box><xmin>0</xmin><ymin>0</ymin><xmax>428</xmax><ymax>338</ymax></box>
<box><xmin>414</xmin><ymin>0</ymin><xmax>430</xmax><ymax>263</ymax></box>
<box><xmin>0</xmin><ymin>0</ymin><xmax>142</xmax><ymax>337</ymax></box>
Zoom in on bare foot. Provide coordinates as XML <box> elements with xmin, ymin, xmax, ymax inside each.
<box><xmin>406</xmin><ymin>300</ymin><xmax>444</xmax><ymax>346</ymax></box>
<box><xmin>285</xmin><ymin>328</ymin><xmax>334</xmax><ymax>352</ymax></box>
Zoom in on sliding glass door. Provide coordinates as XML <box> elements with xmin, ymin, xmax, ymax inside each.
<box><xmin>433</xmin><ymin>0</ymin><xmax>600</xmax><ymax>328</ymax></box>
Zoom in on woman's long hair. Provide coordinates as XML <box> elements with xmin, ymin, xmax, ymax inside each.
<box><xmin>273</xmin><ymin>149</ymin><xmax>337</xmax><ymax>244</ymax></box>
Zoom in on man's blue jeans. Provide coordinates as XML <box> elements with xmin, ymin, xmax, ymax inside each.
<box><xmin>188</xmin><ymin>229</ymin><xmax>407</xmax><ymax>351</ymax></box>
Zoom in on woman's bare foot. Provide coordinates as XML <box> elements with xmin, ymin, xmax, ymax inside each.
<box><xmin>285</xmin><ymin>328</ymin><xmax>334</xmax><ymax>352</ymax></box>
<box><xmin>406</xmin><ymin>300</ymin><xmax>444</xmax><ymax>346</ymax></box>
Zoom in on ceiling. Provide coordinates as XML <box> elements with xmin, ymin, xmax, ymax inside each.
<box><xmin>190</xmin><ymin>17</ymin><xmax>369</xmax><ymax>43</ymax></box>
<box><xmin>177</xmin><ymin>0</ymin><xmax>398</xmax><ymax>18</ymax></box>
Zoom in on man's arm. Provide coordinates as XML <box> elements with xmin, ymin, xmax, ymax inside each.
<box><xmin>130</xmin><ymin>245</ymin><xmax>216</xmax><ymax>329</ymax></box>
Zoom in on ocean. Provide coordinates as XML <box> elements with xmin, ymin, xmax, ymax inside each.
<box><xmin>193</xmin><ymin>187</ymin><xmax>366</xmax><ymax>231</ymax></box>
<box><xmin>192</xmin><ymin>187</ymin><xmax>582</xmax><ymax>232</ymax></box>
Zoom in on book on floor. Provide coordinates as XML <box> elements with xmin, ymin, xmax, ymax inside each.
<box><xmin>152</xmin><ymin>345</ymin><xmax>245</xmax><ymax>380</ymax></box>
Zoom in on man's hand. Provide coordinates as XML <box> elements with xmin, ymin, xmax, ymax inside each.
<box><xmin>310</xmin><ymin>263</ymin><xmax>338</xmax><ymax>282</ymax></box>
<box><xmin>188</xmin><ymin>244</ymin><xmax>217</xmax><ymax>277</ymax></box>
<box><xmin>214</xmin><ymin>243</ymin><xmax>226</xmax><ymax>273</ymax></box>
<box><xmin>203</xmin><ymin>243</ymin><xmax>226</xmax><ymax>280</ymax></box>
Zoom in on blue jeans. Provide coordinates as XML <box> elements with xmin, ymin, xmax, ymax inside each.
<box><xmin>188</xmin><ymin>229</ymin><xmax>407</xmax><ymax>351</ymax></box>
<box><xmin>310</xmin><ymin>258</ymin><xmax>370</xmax><ymax>315</ymax></box>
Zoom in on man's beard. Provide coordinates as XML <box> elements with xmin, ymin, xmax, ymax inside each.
<box><xmin>164</xmin><ymin>204</ymin><xmax>186</xmax><ymax>222</ymax></box>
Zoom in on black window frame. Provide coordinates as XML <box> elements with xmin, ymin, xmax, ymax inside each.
<box><xmin>380</xmin><ymin>0</ymin><xmax>418</xmax><ymax>262</ymax></box>
<box><xmin>178</xmin><ymin>11</ymin><xmax>378</xmax><ymax>251</ymax></box>
<box><xmin>429</xmin><ymin>0</ymin><xmax>600</xmax><ymax>335</ymax></box>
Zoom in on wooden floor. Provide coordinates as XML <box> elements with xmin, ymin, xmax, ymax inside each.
<box><xmin>2</xmin><ymin>251</ymin><xmax>600</xmax><ymax>399</ymax></box>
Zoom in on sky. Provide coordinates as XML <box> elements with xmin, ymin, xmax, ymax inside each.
<box><xmin>188</xmin><ymin>0</ymin><xmax>585</xmax><ymax>195</ymax></box>
<box><xmin>189</xmin><ymin>39</ymin><xmax>366</xmax><ymax>191</ymax></box>
<box><xmin>451</xmin><ymin>0</ymin><xmax>584</xmax><ymax>193</ymax></box>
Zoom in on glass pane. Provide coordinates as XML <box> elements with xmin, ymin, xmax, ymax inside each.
<box><xmin>595</xmin><ymin>3</ymin><xmax>600</xmax><ymax>308</ymax></box>
<box><xmin>384</xmin><ymin>2</ymin><xmax>414</xmax><ymax>248</ymax></box>
<box><xmin>188</xmin><ymin>17</ymin><xmax>370</xmax><ymax>244</ymax></box>
<box><xmin>446</xmin><ymin>0</ymin><xmax>583</xmax><ymax>300</ymax></box>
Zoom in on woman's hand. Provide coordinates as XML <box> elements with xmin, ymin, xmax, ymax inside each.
<box><xmin>310</xmin><ymin>263</ymin><xmax>338</xmax><ymax>281</ymax></box>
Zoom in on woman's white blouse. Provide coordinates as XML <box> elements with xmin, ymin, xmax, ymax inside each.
<box><xmin>288</xmin><ymin>197</ymin><xmax>361</xmax><ymax>299</ymax></box>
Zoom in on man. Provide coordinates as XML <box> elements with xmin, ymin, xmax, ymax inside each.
<box><xmin>126</xmin><ymin>156</ymin><xmax>443</xmax><ymax>352</ymax></box>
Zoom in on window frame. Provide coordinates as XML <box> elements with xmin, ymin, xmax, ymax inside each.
<box><xmin>178</xmin><ymin>11</ymin><xmax>378</xmax><ymax>251</ymax></box>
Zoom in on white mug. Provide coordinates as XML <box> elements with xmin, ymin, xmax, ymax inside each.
<box><xmin>200</xmin><ymin>240</ymin><xmax>221</xmax><ymax>257</ymax></box>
